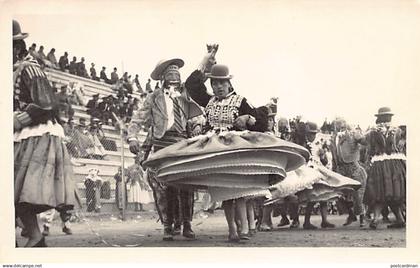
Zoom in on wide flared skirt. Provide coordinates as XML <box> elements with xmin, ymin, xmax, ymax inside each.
<box><xmin>14</xmin><ymin>133</ymin><xmax>76</xmax><ymax>214</ymax></box>
<box><xmin>364</xmin><ymin>159</ymin><xmax>406</xmax><ymax>205</ymax></box>
<box><xmin>266</xmin><ymin>164</ymin><xmax>361</xmax><ymax>205</ymax></box>
<box><xmin>144</xmin><ymin>131</ymin><xmax>310</xmax><ymax>201</ymax></box>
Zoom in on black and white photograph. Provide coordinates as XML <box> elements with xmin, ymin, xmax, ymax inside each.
<box><xmin>1</xmin><ymin>0</ymin><xmax>419</xmax><ymax>266</ymax></box>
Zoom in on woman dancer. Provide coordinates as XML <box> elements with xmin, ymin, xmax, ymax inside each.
<box><xmin>144</xmin><ymin>49</ymin><xmax>309</xmax><ymax>242</ymax></box>
<box><xmin>13</xmin><ymin>20</ymin><xmax>76</xmax><ymax>247</ymax></box>
<box><xmin>364</xmin><ymin>107</ymin><xmax>406</xmax><ymax>229</ymax></box>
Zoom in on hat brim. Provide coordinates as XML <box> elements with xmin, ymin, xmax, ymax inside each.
<box><xmin>150</xmin><ymin>58</ymin><xmax>184</xmax><ymax>81</ymax></box>
<box><xmin>13</xmin><ymin>33</ymin><xmax>29</xmax><ymax>40</ymax></box>
<box><xmin>375</xmin><ymin>112</ymin><xmax>394</xmax><ymax>117</ymax></box>
<box><xmin>268</xmin><ymin>113</ymin><xmax>276</xmax><ymax>117</ymax></box>
<box><xmin>207</xmin><ymin>75</ymin><xmax>233</xmax><ymax>80</ymax></box>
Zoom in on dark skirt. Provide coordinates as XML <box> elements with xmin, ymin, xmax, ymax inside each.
<box><xmin>14</xmin><ymin>133</ymin><xmax>76</xmax><ymax>215</ymax></box>
<box><xmin>364</xmin><ymin>159</ymin><xmax>406</xmax><ymax>205</ymax></box>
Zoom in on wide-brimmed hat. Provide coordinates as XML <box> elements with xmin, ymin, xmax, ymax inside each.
<box><xmin>150</xmin><ymin>58</ymin><xmax>184</xmax><ymax>81</ymax></box>
<box><xmin>13</xmin><ymin>20</ymin><xmax>29</xmax><ymax>40</ymax></box>
<box><xmin>207</xmin><ymin>64</ymin><xmax>233</xmax><ymax>80</ymax></box>
<box><xmin>375</xmin><ymin>107</ymin><xmax>394</xmax><ymax>117</ymax></box>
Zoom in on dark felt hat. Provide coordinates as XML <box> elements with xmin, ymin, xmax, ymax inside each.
<box><xmin>13</xmin><ymin>20</ymin><xmax>29</xmax><ymax>40</ymax></box>
<box><xmin>375</xmin><ymin>107</ymin><xmax>394</xmax><ymax>117</ymax></box>
<box><xmin>207</xmin><ymin>64</ymin><xmax>233</xmax><ymax>80</ymax></box>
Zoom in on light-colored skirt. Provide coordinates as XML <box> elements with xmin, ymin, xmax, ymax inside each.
<box><xmin>267</xmin><ymin>164</ymin><xmax>361</xmax><ymax>205</ymax></box>
<box><xmin>128</xmin><ymin>181</ymin><xmax>153</xmax><ymax>204</ymax></box>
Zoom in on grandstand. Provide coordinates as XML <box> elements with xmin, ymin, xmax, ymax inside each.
<box><xmin>45</xmin><ymin>67</ymin><xmax>150</xmax><ymax>213</ymax></box>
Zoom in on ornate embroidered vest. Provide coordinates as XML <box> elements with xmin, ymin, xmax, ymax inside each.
<box><xmin>205</xmin><ymin>93</ymin><xmax>243</xmax><ymax>130</ymax></box>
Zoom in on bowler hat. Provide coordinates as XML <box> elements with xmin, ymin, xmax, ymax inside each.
<box><xmin>375</xmin><ymin>107</ymin><xmax>394</xmax><ymax>117</ymax></box>
<box><xmin>13</xmin><ymin>20</ymin><xmax>29</xmax><ymax>40</ymax></box>
<box><xmin>207</xmin><ymin>64</ymin><xmax>233</xmax><ymax>80</ymax></box>
<box><xmin>150</xmin><ymin>58</ymin><xmax>184</xmax><ymax>81</ymax></box>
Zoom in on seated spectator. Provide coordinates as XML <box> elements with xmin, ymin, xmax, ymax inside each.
<box><xmin>126</xmin><ymin>75</ymin><xmax>134</xmax><ymax>93</ymax></box>
<box><xmin>90</xmin><ymin>63</ymin><xmax>99</xmax><ymax>81</ymax></box>
<box><xmin>55</xmin><ymin>84</ymin><xmax>75</xmax><ymax>119</ymax></box>
<box><xmin>110</xmin><ymin>67</ymin><xmax>119</xmax><ymax>84</ymax></box>
<box><xmin>68</xmin><ymin>82</ymin><xmax>87</xmax><ymax>106</ymax></box>
<box><xmin>69</xmin><ymin>56</ymin><xmax>78</xmax><ymax>75</ymax></box>
<box><xmin>122</xmin><ymin>72</ymin><xmax>129</xmax><ymax>83</ymax></box>
<box><xmin>132</xmin><ymin>97</ymin><xmax>139</xmax><ymax>111</ymax></box>
<box><xmin>117</xmin><ymin>96</ymin><xmax>130</xmax><ymax>122</ymax></box>
<box><xmin>59</xmin><ymin>52</ymin><xmax>69</xmax><ymax>71</ymax></box>
<box><xmin>138</xmin><ymin>92</ymin><xmax>147</xmax><ymax>107</ymax></box>
<box><xmin>125</xmin><ymin>95</ymin><xmax>135</xmax><ymax>123</ymax></box>
<box><xmin>63</xmin><ymin>118</ymin><xmax>82</xmax><ymax>157</ymax></box>
<box><xmin>77</xmin><ymin>57</ymin><xmax>88</xmax><ymax>77</ymax></box>
<box><xmin>98</xmin><ymin>95</ymin><xmax>118</xmax><ymax>126</ymax></box>
<box><xmin>36</xmin><ymin>45</ymin><xmax>47</xmax><ymax>64</ymax></box>
<box><xmin>86</xmin><ymin>93</ymin><xmax>102</xmax><ymax>120</ymax></box>
<box><xmin>145</xmin><ymin>78</ymin><xmax>152</xmax><ymax>93</ymax></box>
<box><xmin>87</xmin><ymin>118</ymin><xmax>107</xmax><ymax>160</ymax></box>
<box><xmin>134</xmin><ymin>74</ymin><xmax>143</xmax><ymax>93</ymax></box>
<box><xmin>72</xmin><ymin>118</ymin><xmax>95</xmax><ymax>158</ymax></box>
<box><xmin>47</xmin><ymin>48</ymin><xmax>58</xmax><ymax>69</ymax></box>
<box><xmin>100</xmin><ymin>66</ymin><xmax>111</xmax><ymax>84</ymax></box>
<box><xmin>28</xmin><ymin>43</ymin><xmax>37</xmax><ymax>59</ymax></box>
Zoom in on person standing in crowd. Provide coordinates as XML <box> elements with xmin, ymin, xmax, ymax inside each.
<box><xmin>330</xmin><ymin>118</ymin><xmax>367</xmax><ymax>227</ymax></box>
<box><xmin>58</xmin><ymin>51</ymin><xmax>69</xmax><ymax>71</ymax></box>
<box><xmin>90</xmin><ymin>63</ymin><xmax>99</xmax><ymax>81</ymax></box>
<box><xmin>364</xmin><ymin>107</ymin><xmax>406</xmax><ymax>229</ymax></box>
<box><xmin>145</xmin><ymin>78</ymin><xmax>152</xmax><ymax>93</ymax></box>
<box><xmin>397</xmin><ymin>125</ymin><xmax>406</xmax><ymax>155</ymax></box>
<box><xmin>259</xmin><ymin>109</ymin><xmax>300</xmax><ymax>231</ymax></box>
<box><xmin>13</xmin><ymin>20</ymin><xmax>76</xmax><ymax>247</ymax></box>
<box><xmin>84</xmin><ymin>168</ymin><xmax>103</xmax><ymax>213</ymax></box>
<box><xmin>128</xmin><ymin>58</ymin><xmax>201</xmax><ymax>241</ymax></box>
<box><xmin>134</xmin><ymin>74</ymin><xmax>143</xmax><ymax>93</ymax></box>
<box><xmin>114</xmin><ymin>167</ymin><xmax>129</xmax><ymax>212</ymax></box>
<box><xmin>46</xmin><ymin>48</ymin><xmax>58</xmax><ymax>69</ymax></box>
<box><xmin>111</xmin><ymin>67</ymin><xmax>119</xmax><ymax>84</ymax></box>
<box><xmin>300</xmin><ymin>122</ymin><xmax>336</xmax><ymax>230</ymax></box>
<box><xmin>69</xmin><ymin>56</ymin><xmax>78</xmax><ymax>75</ymax></box>
<box><xmin>127</xmin><ymin>163</ymin><xmax>153</xmax><ymax>212</ymax></box>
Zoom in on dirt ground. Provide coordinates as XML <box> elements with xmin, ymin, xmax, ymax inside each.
<box><xmin>15</xmin><ymin>210</ymin><xmax>405</xmax><ymax>247</ymax></box>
